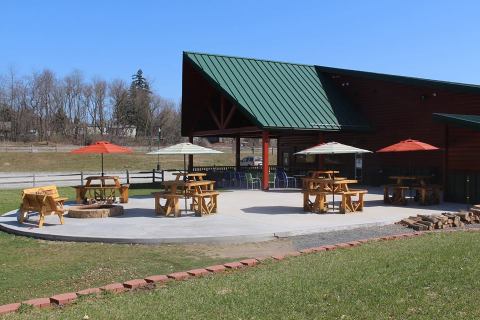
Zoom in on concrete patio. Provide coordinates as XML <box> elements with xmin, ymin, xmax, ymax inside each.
<box><xmin>0</xmin><ymin>188</ymin><xmax>464</xmax><ymax>244</ymax></box>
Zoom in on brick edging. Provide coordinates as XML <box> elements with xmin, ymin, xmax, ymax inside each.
<box><xmin>2</xmin><ymin>228</ymin><xmax>474</xmax><ymax>315</ymax></box>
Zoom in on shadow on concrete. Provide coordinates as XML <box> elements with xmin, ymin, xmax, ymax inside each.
<box><xmin>241</xmin><ymin>206</ymin><xmax>304</xmax><ymax>215</ymax></box>
<box><xmin>112</xmin><ymin>208</ymin><xmax>198</xmax><ymax>219</ymax></box>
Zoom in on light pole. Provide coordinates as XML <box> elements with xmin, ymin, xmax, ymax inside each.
<box><xmin>156</xmin><ymin>128</ymin><xmax>162</xmax><ymax>171</ymax></box>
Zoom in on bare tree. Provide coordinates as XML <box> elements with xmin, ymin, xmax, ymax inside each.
<box><xmin>0</xmin><ymin>67</ymin><xmax>183</xmax><ymax>145</ymax></box>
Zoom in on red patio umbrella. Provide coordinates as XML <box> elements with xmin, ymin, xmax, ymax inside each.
<box><xmin>71</xmin><ymin>141</ymin><xmax>133</xmax><ymax>176</ymax></box>
<box><xmin>377</xmin><ymin>139</ymin><xmax>439</xmax><ymax>153</ymax></box>
<box><xmin>377</xmin><ymin>139</ymin><xmax>439</xmax><ymax>176</ymax></box>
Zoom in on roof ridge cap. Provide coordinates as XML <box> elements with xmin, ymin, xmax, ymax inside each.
<box><xmin>183</xmin><ymin>51</ymin><xmax>313</xmax><ymax>67</ymax></box>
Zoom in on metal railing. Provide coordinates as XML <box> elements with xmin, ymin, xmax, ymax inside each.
<box><xmin>191</xmin><ymin>165</ymin><xmax>278</xmax><ymax>172</ymax></box>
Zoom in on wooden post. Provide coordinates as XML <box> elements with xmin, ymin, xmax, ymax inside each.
<box><xmin>188</xmin><ymin>136</ymin><xmax>194</xmax><ymax>172</ymax></box>
<box><xmin>262</xmin><ymin>131</ymin><xmax>270</xmax><ymax>190</ymax></box>
<box><xmin>235</xmin><ymin>136</ymin><xmax>241</xmax><ymax>170</ymax></box>
<box><xmin>317</xmin><ymin>133</ymin><xmax>324</xmax><ymax>169</ymax></box>
<box><xmin>443</xmin><ymin>125</ymin><xmax>449</xmax><ymax>201</ymax></box>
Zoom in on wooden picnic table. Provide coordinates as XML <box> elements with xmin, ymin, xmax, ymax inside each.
<box><xmin>73</xmin><ymin>176</ymin><xmax>129</xmax><ymax>204</ymax></box>
<box><xmin>301</xmin><ymin>177</ymin><xmax>365</xmax><ymax>214</ymax></box>
<box><xmin>155</xmin><ymin>179</ymin><xmax>217</xmax><ymax>216</ymax></box>
<box><xmin>385</xmin><ymin>175</ymin><xmax>434</xmax><ymax>205</ymax></box>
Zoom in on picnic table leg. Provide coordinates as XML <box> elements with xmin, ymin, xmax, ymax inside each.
<box><xmin>154</xmin><ymin>195</ymin><xmax>160</xmax><ymax>214</ymax></box>
<box><xmin>75</xmin><ymin>188</ymin><xmax>83</xmax><ymax>204</ymax></box>
<box><xmin>212</xmin><ymin>194</ymin><xmax>218</xmax><ymax>213</ymax></box>
<box><xmin>173</xmin><ymin>197</ymin><xmax>180</xmax><ymax>217</ymax></box>
<box><xmin>303</xmin><ymin>192</ymin><xmax>310</xmax><ymax>211</ymax></box>
<box><xmin>383</xmin><ymin>186</ymin><xmax>390</xmax><ymax>204</ymax></box>
<box><xmin>340</xmin><ymin>194</ymin><xmax>347</xmax><ymax>214</ymax></box>
<box><xmin>18</xmin><ymin>207</ymin><xmax>28</xmax><ymax>223</ymax></box>
<box><xmin>57</xmin><ymin>211</ymin><xmax>65</xmax><ymax>225</ymax></box>
<box><xmin>358</xmin><ymin>193</ymin><xmax>365</xmax><ymax>211</ymax></box>
<box><xmin>318</xmin><ymin>194</ymin><xmax>326</xmax><ymax>213</ymax></box>
<box><xmin>420</xmin><ymin>188</ymin><xmax>427</xmax><ymax>205</ymax></box>
<box><xmin>120</xmin><ymin>188</ymin><xmax>128</xmax><ymax>203</ymax></box>
<box><xmin>38</xmin><ymin>208</ymin><xmax>46</xmax><ymax>228</ymax></box>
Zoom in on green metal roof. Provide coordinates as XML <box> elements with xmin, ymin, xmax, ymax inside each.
<box><xmin>432</xmin><ymin>113</ymin><xmax>480</xmax><ymax>131</ymax></box>
<box><xmin>315</xmin><ymin>66</ymin><xmax>480</xmax><ymax>94</ymax></box>
<box><xmin>184</xmin><ymin>52</ymin><xmax>371</xmax><ymax>131</ymax></box>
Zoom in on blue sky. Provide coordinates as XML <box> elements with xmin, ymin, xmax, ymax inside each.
<box><xmin>1</xmin><ymin>0</ymin><xmax>479</xmax><ymax>101</ymax></box>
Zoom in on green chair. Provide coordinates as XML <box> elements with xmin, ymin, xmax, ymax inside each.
<box><xmin>245</xmin><ymin>172</ymin><xmax>261</xmax><ymax>189</ymax></box>
<box><xmin>268</xmin><ymin>172</ymin><xmax>276</xmax><ymax>188</ymax></box>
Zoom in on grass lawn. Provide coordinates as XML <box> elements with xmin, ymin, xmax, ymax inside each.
<box><xmin>2</xmin><ymin>231</ymin><xmax>479</xmax><ymax>319</ymax></box>
<box><xmin>0</xmin><ymin>187</ymin><xmax>232</xmax><ymax>306</ymax></box>
<box><xmin>0</xmin><ymin>150</ymin><xmax>277</xmax><ymax>172</ymax></box>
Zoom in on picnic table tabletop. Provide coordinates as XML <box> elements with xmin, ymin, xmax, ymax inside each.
<box><xmin>162</xmin><ymin>180</ymin><xmax>215</xmax><ymax>195</ymax></box>
<box><xmin>308</xmin><ymin>170</ymin><xmax>339</xmax><ymax>179</ymax></box>
<box><xmin>303</xmin><ymin>177</ymin><xmax>357</xmax><ymax>193</ymax></box>
<box><xmin>389</xmin><ymin>175</ymin><xmax>431</xmax><ymax>186</ymax></box>
<box><xmin>84</xmin><ymin>176</ymin><xmax>122</xmax><ymax>187</ymax></box>
<box><xmin>172</xmin><ymin>172</ymin><xmax>207</xmax><ymax>181</ymax></box>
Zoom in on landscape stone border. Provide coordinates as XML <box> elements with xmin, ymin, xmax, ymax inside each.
<box><xmin>1</xmin><ymin>228</ymin><xmax>475</xmax><ymax>316</ymax></box>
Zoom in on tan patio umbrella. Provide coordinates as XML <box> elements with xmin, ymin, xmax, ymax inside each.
<box><xmin>147</xmin><ymin>143</ymin><xmax>223</xmax><ymax>212</ymax></box>
<box><xmin>295</xmin><ymin>142</ymin><xmax>372</xmax><ymax>210</ymax></box>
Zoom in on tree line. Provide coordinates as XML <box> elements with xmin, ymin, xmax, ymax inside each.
<box><xmin>0</xmin><ymin>68</ymin><xmax>182</xmax><ymax>145</ymax></box>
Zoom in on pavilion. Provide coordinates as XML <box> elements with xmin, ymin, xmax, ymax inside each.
<box><xmin>181</xmin><ymin>51</ymin><xmax>480</xmax><ymax>203</ymax></box>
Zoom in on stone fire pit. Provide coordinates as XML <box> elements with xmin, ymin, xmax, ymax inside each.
<box><xmin>67</xmin><ymin>204</ymin><xmax>124</xmax><ymax>218</ymax></box>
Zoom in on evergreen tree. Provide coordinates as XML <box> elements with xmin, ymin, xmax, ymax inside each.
<box><xmin>128</xmin><ymin>69</ymin><xmax>152</xmax><ymax>137</ymax></box>
<box><xmin>130</xmin><ymin>69</ymin><xmax>150</xmax><ymax>92</ymax></box>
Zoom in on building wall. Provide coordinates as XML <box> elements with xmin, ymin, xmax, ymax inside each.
<box><xmin>277</xmin><ymin>74</ymin><xmax>480</xmax><ymax>202</ymax></box>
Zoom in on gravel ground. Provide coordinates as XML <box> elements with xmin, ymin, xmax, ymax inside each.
<box><xmin>290</xmin><ymin>223</ymin><xmax>480</xmax><ymax>251</ymax></box>
<box><xmin>290</xmin><ymin>224</ymin><xmax>414</xmax><ymax>250</ymax></box>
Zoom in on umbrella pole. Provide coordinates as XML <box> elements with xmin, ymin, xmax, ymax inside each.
<box><xmin>332</xmin><ymin>170</ymin><xmax>335</xmax><ymax>211</ymax></box>
<box><xmin>101</xmin><ymin>153</ymin><xmax>104</xmax><ymax>176</ymax></box>
<box><xmin>184</xmin><ymin>154</ymin><xmax>188</xmax><ymax>213</ymax></box>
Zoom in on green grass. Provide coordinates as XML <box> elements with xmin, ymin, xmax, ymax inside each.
<box><xmin>0</xmin><ymin>188</ymin><xmax>231</xmax><ymax>306</ymax></box>
<box><xmin>4</xmin><ymin>232</ymin><xmax>480</xmax><ymax>319</ymax></box>
<box><xmin>0</xmin><ymin>151</ymin><xmax>277</xmax><ymax>172</ymax></box>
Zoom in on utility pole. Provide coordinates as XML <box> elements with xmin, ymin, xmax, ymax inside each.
<box><xmin>157</xmin><ymin>128</ymin><xmax>162</xmax><ymax>171</ymax></box>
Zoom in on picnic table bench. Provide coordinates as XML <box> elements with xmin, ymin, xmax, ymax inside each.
<box><xmin>73</xmin><ymin>176</ymin><xmax>129</xmax><ymax>204</ymax></box>
<box><xmin>18</xmin><ymin>185</ymin><xmax>67</xmax><ymax>228</ymax></box>
<box><xmin>340</xmin><ymin>189</ymin><xmax>368</xmax><ymax>214</ymax></box>
<box><xmin>302</xmin><ymin>190</ymin><xmax>329</xmax><ymax>213</ymax></box>
<box><xmin>412</xmin><ymin>184</ymin><xmax>441</xmax><ymax>205</ymax></box>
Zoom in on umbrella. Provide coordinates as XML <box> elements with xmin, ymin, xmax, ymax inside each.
<box><xmin>71</xmin><ymin>141</ymin><xmax>133</xmax><ymax>176</ymax></box>
<box><xmin>295</xmin><ymin>142</ymin><xmax>372</xmax><ymax>210</ymax></box>
<box><xmin>147</xmin><ymin>142</ymin><xmax>223</xmax><ymax>212</ymax></box>
<box><xmin>377</xmin><ymin>139</ymin><xmax>439</xmax><ymax>153</ymax></box>
<box><xmin>296</xmin><ymin>142</ymin><xmax>372</xmax><ymax>155</ymax></box>
<box><xmin>376</xmin><ymin>139</ymin><xmax>439</xmax><ymax>176</ymax></box>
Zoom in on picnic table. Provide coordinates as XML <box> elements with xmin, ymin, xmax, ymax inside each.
<box><xmin>154</xmin><ymin>179</ymin><xmax>218</xmax><ymax>217</ymax></box>
<box><xmin>384</xmin><ymin>175</ymin><xmax>437</xmax><ymax>205</ymax></box>
<box><xmin>73</xmin><ymin>176</ymin><xmax>129</xmax><ymax>204</ymax></box>
<box><xmin>301</xmin><ymin>177</ymin><xmax>366</xmax><ymax>214</ymax></box>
